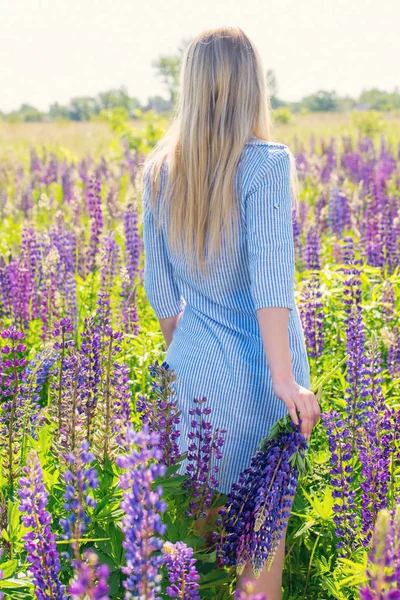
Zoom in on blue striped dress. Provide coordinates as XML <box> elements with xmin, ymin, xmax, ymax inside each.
<box><xmin>142</xmin><ymin>135</ymin><xmax>310</xmax><ymax>496</ymax></box>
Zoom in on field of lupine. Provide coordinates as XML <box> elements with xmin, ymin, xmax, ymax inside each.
<box><xmin>0</xmin><ymin>130</ymin><xmax>399</xmax><ymax>600</ymax></box>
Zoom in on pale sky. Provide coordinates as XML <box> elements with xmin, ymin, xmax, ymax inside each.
<box><xmin>1</xmin><ymin>0</ymin><xmax>399</xmax><ymax>113</ymax></box>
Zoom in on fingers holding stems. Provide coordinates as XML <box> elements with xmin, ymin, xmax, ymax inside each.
<box><xmin>272</xmin><ymin>379</ymin><xmax>321</xmax><ymax>441</ymax></box>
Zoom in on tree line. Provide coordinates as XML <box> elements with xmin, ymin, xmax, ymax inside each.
<box><xmin>2</xmin><ymin>36</ymin><xmax>399</xmax><ymax>122</ymax></box>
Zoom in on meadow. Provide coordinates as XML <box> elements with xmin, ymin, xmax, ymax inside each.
<box><xmin>0</xmin><ymin>112</ymin><xmax>399</xmax><ymax>599</ymax></box>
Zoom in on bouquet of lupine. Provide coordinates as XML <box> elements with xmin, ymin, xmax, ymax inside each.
<box><xmin>212</xmin><ymin>359</ymin><xmax>347</xmax><ymax>581</ymax></box>
<box><xmin>213</xmin><ymin>414</ymin><xmax>310</xmax><ymax>578</ymax></box>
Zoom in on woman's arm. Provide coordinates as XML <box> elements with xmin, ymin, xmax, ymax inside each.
<box><xmin>158</xmin><ymin>310</ymin><xmax>184</xmax><ymax>348</ymax></box>
<box><xmin>245</xmin><ymin>148</ymin><xmax>320</xmax><ymax>439</ymax></box>
<box><xmin>256</xmin><ymin>306</ymin><xmax>320</xmax><ymax>439</ymax></box>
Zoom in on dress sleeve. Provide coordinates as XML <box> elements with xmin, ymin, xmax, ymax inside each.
<box><xmin>142</xmin><ymin>163</ymin><xmax>186</xmax><ymax>319</ymax></box>
<box><xmin>245</xmin><ymin>148</ymin><xmax>296</xmax><ymax>312</ymax></box>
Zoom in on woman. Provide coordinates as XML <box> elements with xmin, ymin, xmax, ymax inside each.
<box><xmin>141</xmin><ymin>26</ymin><xmax>320</xmax><ymax>599</ymax></box>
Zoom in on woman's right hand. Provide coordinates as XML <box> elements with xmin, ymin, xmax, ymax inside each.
<box><xmin>272</xmin><ymin>378</ymin><xmax>320</xmax><ymax>440</ymax></box>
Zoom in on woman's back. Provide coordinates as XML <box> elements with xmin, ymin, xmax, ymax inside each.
<box><xmin>142</xmin><ymin>134</ymin><xmax>310</xmax><ymax>495</ymax></box>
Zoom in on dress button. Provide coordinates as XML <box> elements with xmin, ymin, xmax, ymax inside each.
<box><xmin>273</xmin><ymin>203</ymin><xmax>279</xmax><ymax>208</ymax></box>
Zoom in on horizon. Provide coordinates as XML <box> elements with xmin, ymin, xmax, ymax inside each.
<box><xmin>1</xmin><ymin>0</ymin><xmax>399</xmax><ymax>113</ymax></box>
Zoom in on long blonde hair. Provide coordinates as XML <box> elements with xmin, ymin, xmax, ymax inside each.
<box><xmin>142</xmin><ymin>25</ymin><xmax>299</xmax><ymax>275</ymax></box>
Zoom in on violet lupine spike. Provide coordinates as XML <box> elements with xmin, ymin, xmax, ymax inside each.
<box><xmin>68</xmin><ymin>550</ymin><xmax>110</xmax><ymax>600</ymax></box>
<box><xmin>213</xmin><ymin>420</ymin><xmax>308</xmax><ymax>578</ymax></box>
<box><xmin>321</xmin><ymin>410</ymin><xmax>358</xmax><ymax>553</ymax></box>
<box><xmin>18</xmin><ymin>347</ymin><xmax>56</xmax><ymax>466</ymax></box>
<box><xmin>92</xmin><ymin>326</ymin><xmax>129</xmax><ymax>463</ymax></box>
<box><xmin>298</xmin><ymin>274</ymin><xmax>324</xmax><ymax>359</ymax></box>
<box><xmin>99</xmin><ymin>234</ymin><xmax>119</xmax><ymax>294</ymax></box>
<box><xmin>49</xmin><ymin>226</ymin><xmax>78</xmax><ymax>327</ymax></box>
<box><xmin>17</xmin><ymin>449</ymin><xmax>67</xmax><ymax>600</ymax></box>
<box><xmin>304</xmin><ymin>225</ymin><xmax>321</xmax><ymax>270</ymax></box>
<box><xmin>51</xmin><ymin>318</ymin><xmax>85</xmax><ymax>456</ymax></box>
<box><xmin>233</xmin><ymin>579</ymin><xmax>267</xmax><ymax>600</ymax></box>
<box><xmin>358</xmin><ymin>337</ymin><xmax>395</xmax><ymax>546</ymax></box>
<box><xmin>341</xmin><ymin>237</ymin><xmax>370</xmax><ymax>448</ymax></box>
<box><xmin>328</xmin><ymin>186</ymin><xmax>350</xmax><ymax>238</ymax></box>
<box><xmin>21</xmin><ymin>227</ymin><xmax>40</xmax><ymax>321</ymax></box>
<box><xmin>111</xmin><ymin>361</ymin><xmax>132</xmax><ymax>452</ymax></box>
<box><xmin>381</xmin><ymin>279</ymin><xmax>396</xmax><ymax>326</ymax></box>
<box><xmin>59</xmin><ymin>440</ymin><xmax>99</xmax><ymax>556</ymax></box>
<box><xmin>4</xmin><ymin>257</ymin><xmax>31</xmax><ymax>330</ymax></box>
<box><xmin>183</xmin><ymin>396</ymin><xmax>227</xmax><ymax>520</ymax></box>
<box><xmin>136</xmin><ymin>360</ymin><xmax>181</xmax><ymax>467</ymax></box>
<box><xmin>387</xmin><ymin>326</ymin><xmax>400</xmax><ymax>378</ymax></box>
<box><xmin>121</xmin><ymin>204</ymin><xmax>142</xmax><ymax>335</ymax></box>
<box><xmin>359</xmin><ymin>505</ymin><xmax>400</xmax><ymax>598</ymax></box>
<box><xmin>38</xmin><ymin>239</ymin><xmax>61</xmax><ymax>340</ymax></box>
<box><xmin>116</xmin><ymin>425</ymin><xmax>167</xmax><ymax>599</ymax></box>
<box><xmin>0</xmin><ymin>326</ymin><xmax>29</xmax><ymax>490</ymax></box>
<box><xmin>124</xmin><ymin>204</ymin><xmax>141</xmax><ymax>284</ymax></box>
<box><xmin>80</xmin><ymin>316</ymin><xmax>102</xmax><ymax>444</ymax></box>
<box><xmin>161</xmin><ymin>541</ymin><xmax>201</xmax><ymax>599</ymax></box>
<box><xmin>86</xmin><ymin>176</ymin><xmax>104</xmax><ymax>273</ymax></box>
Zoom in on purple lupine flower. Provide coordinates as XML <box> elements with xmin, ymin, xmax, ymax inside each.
<box><xmin>120</xmin><ymin>202</ymin><xmax>141</xmax><ymax>336</ymax></box>
<box><xmin>51</xmin><ymin>318</ymin><xmax>85</xmax><ymax>455</ymax></box>
<box><xmin>161</xmin><ymin>541</ymin><xmax>200</xmax><ymax>599</ymax></box>
<box><xmin>50</xmin><ymin>226</ymin><xmax>78</xmax><ymax>327</ymax></box>
<box><xmin>292</xmin><ymin>214</ymin><xmax>304</xmax><ymax>270</ymax></box>
<box><xmin>18</xmin><ymin>347</ymin><xmax>56</xmax><ymax>465</ymax></box>
<box><xmin>86</xmin><ymin>176</ymin><xmax>104</xmax><ymax>273</ymax></box>
<box><xmin>298</xmin><ymin>274</ymin><xmax>324</xmax><ymax>359</ymax></box>
<box><xmin>124</xmin><ymin>204</ymin><xmax>141</xmax><ymax>284</ymax></box>
<box><xmin>214</xmin><ymin>419</ymin><xmax>308</xmax><ymax>578</ymax></box>
<box><xmin>96</xmin><ymin>290</ymin><xmax>112</xmax><ymax>340</ymax></box>
<box><xmin>358</xmin><ymin>337</ymin><xmax>394</xmax><ymax>546</ymax></box>
<box><xmin>4</xmin><ymin>257</ymin><xmax>32</xmax><ymax>330</ymax></box>
<box><xmin>359</xmin><ymin>506</ymin><xmax>400</xmax><ymax>598</ymax></box>
<box><xmin>136</xmin><ymin>360</ymin><xmax>181</xmax><ymax>466</ymax></box>
<box><xmin>80</xmin><ymin>317</ymin><xmax>102</xmax><ymax>443</ymax></box>
<box><xmin>116</xmin><ymin>425</ymin><xmax>167</xmax><ymax>599</ymax></box>
<box><xmin>17</xmin><ymin>449</ymin><xmax>67</xmax><ymax>600</ymax></box>
<box><xmin>234</xmin><ymin>579</ymin><xmax>267</xmax><ymax>600</ymax></box>
<box><xmin>99</xmin><ymin>234</ymin><xmax>119</xmax><ymax>294</ymax></box>
<box><xmin>328</xmin><ymin>186</ymin><xmax>350</xmax><ymax>237</ymax></box>
<box><xmin>381</xmin><ymin>279</ymin><xmax>396</xmax><ymax>326</ymax></box>
<box><xmin>341</xmin><ymin>237</ymin><xmax>370</xmax><ymax>446</ymax></box>
<box><xmin>321</xmin><ymin>410</ymin><xmax>358</xmax><ymax>552</ymax></box>
<box><xmin>68</xmin><ymin>550</ymin><xmax>110</xmax><ymax>599</ymax></box>
<box><xmin>304</xmin><ymin>225</ymin><xmax>321</xmax><ymax>270</ymax></box>
<box><xmin>0</xmin><ymin>326</ymin><xmax>29</xmax><ymax>490</ymax></box>
<box><xmin>60</xmin><ymin>440</ymin><xmax>99</xmax><ymax>554</ymax></box>
<box><xmin>37</xmin><ymin>237</ymin><xmax>61</xmax><ymax>340</ymax></box>
<box><xmin>95</xmin><ymin>326</ymin><xmax>130</xmax><ymax>463</ymax></box>
<box><xmin>388</xmin><ymin>326</ymin><xmax>400</xmax><ymax>378</ymax></box>
<box><xmin>183</xmin><ymin>396</ymin><xmax>227</xmax><ymax>520</ymax></box>
<box><xmin>111</xmin><ymin>361</ymin><xmax>132</xmax><ymax>452</ymax></box>
<box><xmin>21</xmin><ymin>227</ymin><xmax>40</xmax><ymax>320</ymax></box>
<box><xmin>320</xmin><ymin>137</ymin><xmax>337</xmax><ymax>183</ymax></box>
<box><xmin>52</xmin><ymin>317</ymin><xmax>75</xmax><ymax>431</ymax></box>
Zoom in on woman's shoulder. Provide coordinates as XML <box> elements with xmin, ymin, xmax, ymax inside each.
<box><xmin>241</xmin><ymin>138</ymin><xmax>291</xmax><ymax>196</ymax></box>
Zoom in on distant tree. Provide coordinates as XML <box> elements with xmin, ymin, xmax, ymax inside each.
<box><xmin>19</xmin><ymin>104</ymin><xmax>44</xmax><ymax>121</ymax></box>
<box><xmin>5</xmin><ymin>104</ymin><xmax>44</xmax><ymax>122</ymax></box>
<box><xmin>49</xmin><ymin>102</ymin><xmax>71</xmax><ymax>120</ymax></box>
<box><xmin>152</xmin><ymin>37</ymin><xmax>192</xmax><ymax>105</ymax></box>
<box><xmin>359</xmin><ymin>87</ymin><xmax>400</xmax><ymax>111</ymax></box>
<box><xmin>336</xmin><ymin>95</ymin><xmax>357</xmax><ymax>112</ymax></box>
<box><xmin>301</xmin><ymin>90</ymin><xmax>339</xmax><ymax>112</ymax></box>
<box><xmin>68</xmin><ymin>97</ymin><xmax>99</xmax><ymax>121</ymax></box>
<box><xmin>97</xmin><ymin>86</ymin><xmax>140</xmax><ymax>116</ymax></box>
<box><xmin>144</xmin><ymin>95</ymin><xmax>172</xmax><ymax>113</ymax></box>
<box><xmin>267</xmin><ymin>69</ymin><xmax>278</xmax><ymax>97</ymax></box>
